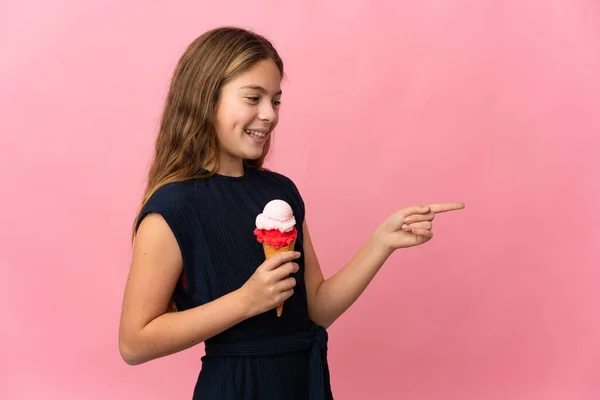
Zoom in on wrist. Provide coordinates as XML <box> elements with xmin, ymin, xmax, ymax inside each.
<box><xmin>370</xmin><ymin>228</ymin><xmax>394</xmax><ymax>259</ymax></box>
<box><xmin>233</xmin><ymin>286</ymin><xmax>256</xmax><ymax>319</ymax></box>
<box><xmin>369</xmin><ymin>228</ymin><xmax>394</xmax><ymax>250</ymax></box>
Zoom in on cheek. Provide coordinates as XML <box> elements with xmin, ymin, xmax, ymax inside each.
<box><xmin>236</xmin><ymin>107</ymin><xmax>258</xmax><ymax>127</ymax></box>
<box><xmin>218</xmin><ymin>107</ymin><xmax>256</xmax><ymax>134</ymax></box>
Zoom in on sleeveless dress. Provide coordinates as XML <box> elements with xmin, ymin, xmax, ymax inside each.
<box><xmin>136</xmin><ymin>167</ymin><xmax>333</xmax><ymax>399</ymax></box>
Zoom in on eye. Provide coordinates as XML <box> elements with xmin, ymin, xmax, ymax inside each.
<box><xmin>246</xmin><ymin>96</ymin><xmax>260</xmax><ymax>103</ymax></box>
<box><xmin>273</xmin><ymin>100</ymin><xmax>281</xmax><ymax>107</ymax></box>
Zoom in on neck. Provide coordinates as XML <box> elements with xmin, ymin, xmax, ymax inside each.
<box><xmin>210</xmin><ymin>157</ymin><xmax>245</xmax><ymax>178</ymax></box>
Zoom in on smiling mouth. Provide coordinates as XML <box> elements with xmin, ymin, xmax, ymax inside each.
<box><xmin>245</xmin><ymin>129</ymin><xmax>268</xmax><ymax>139</ymax></box>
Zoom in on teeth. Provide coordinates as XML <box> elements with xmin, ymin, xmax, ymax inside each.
<box><xmin>245</xmin><ymin>129</ymin><xmax>266</xmax><ymax>138</ymax></box>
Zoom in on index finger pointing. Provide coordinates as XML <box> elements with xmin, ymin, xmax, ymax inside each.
<box><xmin>427</xmin><ymin>202</ymin><xmax>465</xmax><ymax>214</ymax></box>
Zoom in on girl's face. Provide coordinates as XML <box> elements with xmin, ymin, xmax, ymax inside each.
<box><xmin>215</xmin><ymin>59</ymin><xmax>282</xmax><ymax>174</ymax></box>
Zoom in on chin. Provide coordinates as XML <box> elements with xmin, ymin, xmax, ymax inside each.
<box><xmin>244</xmin><ymin>151</ymin><xmax>264</xmax><ymax>160</ymax></box>
<box><xmin>241</xmin><ymin>146</ymin><xmax>266</xmax><ymax>160</ymax></box>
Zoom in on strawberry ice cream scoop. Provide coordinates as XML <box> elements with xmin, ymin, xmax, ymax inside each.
<box><xmin>254</xmin><ymin>200</ymin><xmax>297</xmax><ymax>249</ymax></box>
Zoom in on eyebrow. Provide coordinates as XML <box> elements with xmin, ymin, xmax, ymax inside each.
<box><xmin>239</xmin><ymin>85</ymin><xmax>282</xmax><ymax>96</ymax></box>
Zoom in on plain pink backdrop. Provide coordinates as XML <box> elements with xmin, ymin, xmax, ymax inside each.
<box><xmin>1</xmin><ymin>1</ymin><xmax>599</xmax><ymax>399</ymax></box>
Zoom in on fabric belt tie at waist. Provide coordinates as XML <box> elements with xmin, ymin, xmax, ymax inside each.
<box><xmin>204</xmin><ymin>325</ymin><xmax>329</xmax><ymax>400</ymax></box>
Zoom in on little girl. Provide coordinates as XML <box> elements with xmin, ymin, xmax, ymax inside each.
<box><xmin>118</xmin><ymin>26</ymin><xmax>464</xmax><ymax>399</ymax></box>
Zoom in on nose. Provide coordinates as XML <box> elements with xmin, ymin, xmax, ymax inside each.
<box><xmin>258</xmin><ymin>102</ymin><xmax>277</xmax><ymax>123</ymax></box>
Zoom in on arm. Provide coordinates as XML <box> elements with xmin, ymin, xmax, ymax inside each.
<box><xmin>303</xmin><ymin>202</ymin><xmax>465</xmax><ymax>328</ymax></box>
<box><xmin>118</xmin><ymin>213</ymin><xmax>251</xmax><ymax>366</ymax></box>
<box><xmin>303</xmin><ymin>220</ymin><xmax>392</xmax><ymax>328</ymax></box>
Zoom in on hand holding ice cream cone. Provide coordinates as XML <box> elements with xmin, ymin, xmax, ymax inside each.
<box><xmin>254</xmin><ymin>199</ymin><xmax>298</xmax><ymax>317</ymax></box>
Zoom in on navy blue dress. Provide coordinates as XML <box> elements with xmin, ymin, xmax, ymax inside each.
<box><xmin>136</xmin><ymin>167</ymin><xmax>333</xmax><ymax>399</ymax></box>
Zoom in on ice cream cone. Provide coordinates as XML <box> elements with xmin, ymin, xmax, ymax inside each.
<box><xmin>254</xmin><ymin>199</ymin><xmax>298</xmax><ymax>318</ymax></box>
<box><xmin>262</xmin><ymin>241</ymin><xmax>296</xmax><ymax>259</ymax></box>
<box><xmin>262</xmin><ymin>239</ymin><xmax>296</xmax><ymax>317</ymax></box>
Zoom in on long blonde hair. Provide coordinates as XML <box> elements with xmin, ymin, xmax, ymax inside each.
<box><xmin>132</xmin><ymin>27</ymin><xmax>284</xmax><ymax>311</ymax></box>
<box><xmin>133</xmin><ymin>26</ymin><xmax>284</xmax><ymax>239</ymax></box>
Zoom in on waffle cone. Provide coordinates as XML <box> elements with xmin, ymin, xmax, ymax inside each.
<box><xmin>262</xmin><ymin>239</ymin><xmax>296</xmax><ymax>317</ymax></box>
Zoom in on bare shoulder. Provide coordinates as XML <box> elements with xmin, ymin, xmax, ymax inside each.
<box><xmin>133</xmin><ymin>213</ymin><xmax>183</xmax><ymax>270</ymax></box>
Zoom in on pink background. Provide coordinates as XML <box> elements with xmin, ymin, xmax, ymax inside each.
<box><xmin>2</xmin><ymin>1</ymin><xmax>599</xmax><ymax>399</ymax></box>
